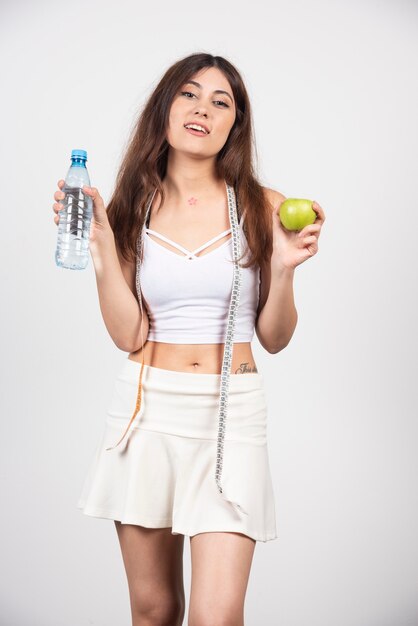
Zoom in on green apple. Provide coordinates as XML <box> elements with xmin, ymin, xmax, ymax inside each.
<box><xmin>279</xmin><ymin>198</ymin><xmax>316</xmax><ymax>231</ymax></box>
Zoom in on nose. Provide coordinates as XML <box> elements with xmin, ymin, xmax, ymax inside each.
<box><xmin>193</xmin><ymin>104</ymin><xmax>208</xmax><ymax>117</ymax></box>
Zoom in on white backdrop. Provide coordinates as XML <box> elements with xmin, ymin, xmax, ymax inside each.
<box><xmin>1</xmin><ymin>0</ymin><xmax>417</xmax><ymax>624</ymax></box>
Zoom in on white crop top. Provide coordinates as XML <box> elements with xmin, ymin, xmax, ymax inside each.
<box><xmin>139</xmin><ymin>210</ymin><xmax>260</xmax><ymax>343</ymax></box>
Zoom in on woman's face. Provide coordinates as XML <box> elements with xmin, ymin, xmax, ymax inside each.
<box><xmin>166</xmin><ymin>67</ymin><xmax>236</xmax><ymax>158</ymax></box>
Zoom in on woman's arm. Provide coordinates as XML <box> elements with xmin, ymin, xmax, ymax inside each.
<box><xmin>91</xmin><ymin>231</ymin><xmax>149</xmax><ymax>352</ymax></box>
<box><xmin>255</xmin><ymin>186</ymin><xmax>325</xmax><ymax>353</ymax></box>
<box><xmin>255</xmin><ymin>188</ymin><xmax>298</xmax><ymax>353</ymax></box>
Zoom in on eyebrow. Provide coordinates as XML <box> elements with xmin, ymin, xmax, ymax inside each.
<box><xmin>184</xmin><ymin>80</ymin><xmax>234</xmax><ymax>104</ymax></box>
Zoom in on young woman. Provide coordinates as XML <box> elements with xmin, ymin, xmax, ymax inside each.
<box><xmin>53</xmin><ymin>53</ymin><xmax>325</xmax><ymax>626</ymax></box>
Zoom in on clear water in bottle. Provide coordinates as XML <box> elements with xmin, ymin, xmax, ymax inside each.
<box><xmin>55</xmin><ymin>149</ymin><xmax>93</xmax><ymax>270</ymax></box>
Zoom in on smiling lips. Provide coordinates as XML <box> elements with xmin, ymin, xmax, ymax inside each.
<box><xmin>185</xmin><ymin>127</ymin><xmax>208</xmax><ymax>137</ymax></box>
<box><xmin>184</xmin><ymin>122</ymin><xmax>210</xmax><ymax>136</ymax></box>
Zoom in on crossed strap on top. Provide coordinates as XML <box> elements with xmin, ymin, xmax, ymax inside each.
<box><xmin>104</xmin><ymin>181</ymin><xmax>249</xmax><ymax>517</ymax></box>
<box><xmin>145</xmin><ymin>227</ymin><xmax>232</xmax><ymax>260</ymax></box>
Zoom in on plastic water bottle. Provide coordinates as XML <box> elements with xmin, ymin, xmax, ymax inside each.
<box><xmin>55</xmin><ymin>149</ymin><xmax>93</xmax><ymax>270</ymax></box>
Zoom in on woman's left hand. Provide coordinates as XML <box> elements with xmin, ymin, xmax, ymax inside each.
<box><xmin>271</xmin><ymin>199</ymin><xmax>326</xmax><ymax>272</ymax></box>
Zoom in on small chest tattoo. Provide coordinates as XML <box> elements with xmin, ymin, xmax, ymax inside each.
<box><xmin>187</xmin><ymin>197</ymin><xmax>198</xmax><ymax>206</ymax></box>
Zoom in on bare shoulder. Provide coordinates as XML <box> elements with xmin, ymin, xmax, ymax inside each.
<box><xmin>258</xmin><ymin>185</ymin><xmax>287</xmax><ymax>245</ymax></box>
<box><xmin>262</xmin><ymin>186</ymin><xmax>287</xmax><ymax>209</ymax></box>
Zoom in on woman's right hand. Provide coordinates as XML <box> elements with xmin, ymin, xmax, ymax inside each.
<box><xmin>52</xmin><ymin>180</ymin><xmax>114</xmax><ymax>246</ymax></box>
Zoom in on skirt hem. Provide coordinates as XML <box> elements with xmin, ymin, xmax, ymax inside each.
<box><xmin>76</xmin><ymin>503</ymin><xmax>278</xmax><ymax>543</ymax></box>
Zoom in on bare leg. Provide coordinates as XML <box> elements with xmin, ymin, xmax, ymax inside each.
<box><xmin>188</xmin><ymin>531</ymin><xmax>256</xmax><ymax>626</ymax></box>
<box><xmin>114</xmin><ymin>521</ymin><xmax>185</xmax><ymax>626</ymax></box>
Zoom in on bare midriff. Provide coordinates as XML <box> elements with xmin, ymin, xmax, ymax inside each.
<box><xmin>128</xmin><ymin>341</ymin><xmax>258</xmax><ymax>375</ymax></box>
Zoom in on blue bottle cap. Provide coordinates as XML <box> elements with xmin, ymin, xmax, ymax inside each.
<box><xmin>71</xmin><ymin>149</ymin><xmax>87</xmax><ymax>160</ymax></box>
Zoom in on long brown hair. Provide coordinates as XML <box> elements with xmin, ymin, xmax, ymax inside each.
<box><xmin>106</xmin><ymin>52</ymin><xmax>273</xmax><ymax>270</ymax></box>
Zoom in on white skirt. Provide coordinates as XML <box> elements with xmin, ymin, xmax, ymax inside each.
<box><xmin>77</xmin><ymin>358</ymin><xmax>278</xmax><ymax>543</ymax></box>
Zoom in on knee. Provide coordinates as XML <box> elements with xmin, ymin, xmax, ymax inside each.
<box><xmin>132</xmin><ymin>595</ymin><xmax>185</xmax><ymax>626</ymax></box>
